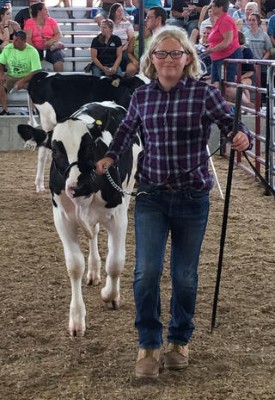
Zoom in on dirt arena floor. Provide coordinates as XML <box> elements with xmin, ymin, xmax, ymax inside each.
<box><xmin>1</xmin><ymin>150</ymin><xmax>274</xmax><ymax>400</ymax></box>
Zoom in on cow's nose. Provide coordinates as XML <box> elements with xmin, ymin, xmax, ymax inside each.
<box><xmin>66</xmin><ymin>182</ymin><xmax>78</xmax><ymax>197</ymax></box>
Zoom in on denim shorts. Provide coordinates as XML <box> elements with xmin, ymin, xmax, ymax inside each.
<box><xmin>38</xmin><ymin>49</ymin><xmax>64</xmax><ymax>65</ymax></box>
<box><xmin>211</xmin><ymin>47</ymin><xmax>243</xmax><ymax>83</ymax></box>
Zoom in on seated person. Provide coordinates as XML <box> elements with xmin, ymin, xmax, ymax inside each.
<box><xmin>108</xmin><ymin>2</ymin><xmax>135</xmax><ymax>71</ymax></box>
<box><xmin>125</xmin><ymin>25</ymin><xmax>152</xmax><ymax>76</ymax></box>
<box><xmin>167</xmin><ymin>0</ymin><xmax>211</xmax><ymax>36</ymax></box>
<box><xmin>190</xmin><ymin>4</ymin><xmax>216</xmax><ymax>43</ymax></box>
<box><xmin>0</xmin><ymin>30</ymin><xmax>41</xmax><ymax>115</ymax></box>
<box><xmin>0</xmin><ymin>7</ymin><xmax>21</xmax><ymax>50</ymax></box>
<box><xmin>195</xmin><ymin>25</ymin><xmax>212</xmax><ymax>80</ymax></box>
<box><xmin>24</xmin><ymin>2</ymin><xmax>64</xmax><ymax>72</ymax></box>
<box><xmin>0</xmin><ymin>1</ymin><xmax>11</xmax><ymax>8</ymax></box>
<box><xmin>14</xmin><ymin>0</ymin><xmax>45</xmax><ymax>30</ymax></box>
<box><xmin>95</xmin><ymin>0</ymin><xmax>133</xmax><ymax>26</ymax></box>
<box><xmin>91</xmin><ymin>18</ymin><xmax>123</xmax><ymax>77</ymax></box>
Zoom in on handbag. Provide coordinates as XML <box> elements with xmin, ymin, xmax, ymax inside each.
<box><xmin>84</xmin><ymin>62</ymin><xmax>93</xmax><ymax>73</ymax></box>
<box><xmin>49</xmin><ymin>41</ymin><xmax>65</xmax><ymax>52</ymax></box>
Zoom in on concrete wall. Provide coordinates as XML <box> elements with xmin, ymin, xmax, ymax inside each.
<box><xmin>0</xmin><ymin>116</ymin><xmax>32</xmax><ymax>151</ymax></box>
<box><xmin>0</xmin><ymin>114</ymin><xmax>264</xmax><ymax>153</ymax></box>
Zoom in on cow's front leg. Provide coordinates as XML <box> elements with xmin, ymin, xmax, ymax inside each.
<box><xmin>101</xmin><ymin>213</ymin><xmax>128</xmax><ymax>309</ymax></box>
<box><xmin>87</xmin><ymin>223</ymin><xmax>102</xmax><ymax>286</ymax></box>
<box><xmin>35</xmin><ymin>146</ymin><xmax>50</xmax><ymax>192</ymax></box>
<box><xmin>53</xmin><ymin>207</ymin><xmax>86</xmax><ymax>336</ymax></box>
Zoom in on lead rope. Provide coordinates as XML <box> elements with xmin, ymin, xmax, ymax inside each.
<box><xmin>104</xmin><ymin>166</ymin><xmax>148</xmax><ymax>196</ymax></box>
<box><xmin>103</xmin><ymin>136</ymin><xmax>231</xmax><ymax>197</ymax></box>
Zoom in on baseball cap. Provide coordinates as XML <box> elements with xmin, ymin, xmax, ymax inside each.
<box><xmin>14</xmin><ymin>30</ymin><xmax>27</xmax><ymax>40</ymax></box>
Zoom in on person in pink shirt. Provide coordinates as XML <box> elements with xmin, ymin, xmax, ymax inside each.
<box><xmin>24</xmin><ymin>2</ymin><xmax>64</xmax><ymax>72</ymax></box>
<box><xmin>206</xmin><ymin>0</ymin><xmax>242</xmax><ymax>89</ymax></box>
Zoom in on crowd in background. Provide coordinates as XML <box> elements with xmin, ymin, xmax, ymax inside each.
<box><xmin>0</xmin><ymin>0</ymin><xmax>274</xmax><ymax>114</ymax></box>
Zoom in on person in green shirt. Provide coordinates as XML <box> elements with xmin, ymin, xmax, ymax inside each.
<box><xmin>0</xmin><ymin>30</ymin><xmax>41</xmax><ymax>115</ymax></box>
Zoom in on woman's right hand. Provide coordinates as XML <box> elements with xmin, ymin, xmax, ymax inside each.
<box><xmin>96</xmin><ymin>157</ymin><xmax>114</xmax><ymax>175</ymax></box>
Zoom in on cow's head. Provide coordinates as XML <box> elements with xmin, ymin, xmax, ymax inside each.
<box><xmin>51</xmin><ymin>102</ymin><xmax>126</xmax><ymax>208</ymax></box>
<box><xmin>18</xmin><ymin>124</ymin><xmax>52</xmax><ymax>150</ymax></box>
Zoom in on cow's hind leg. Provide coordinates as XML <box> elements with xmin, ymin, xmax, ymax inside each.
<box><xmin>35</xmin><ymin>146</ymin><xmax>50</xmax><ymax>192</ymax></box>
<box><xmin>53</xmin><ymin>208</ymin><xmax>86</xmax><ymax>336</ymax></box>
<box><xmin>87</xmin><ymin>223</ymin><xmax>102</xmax><ymax>286</ymax></box>
<box><xmin>101</xmin><ymin>214</ymin><xmax>127</xmax><ymax>309</ymax></box>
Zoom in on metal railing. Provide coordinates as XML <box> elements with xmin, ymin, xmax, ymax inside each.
<box><xmin>221</xmin><ymin>59</ymin><xmax>275</xmax><ymax>191</ymax></box>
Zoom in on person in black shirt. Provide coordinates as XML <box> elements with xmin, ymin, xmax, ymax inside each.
<box><xmin>91</xmin><ymin>18</ymin><xmax>123</xmax><ymax>77</ymax></box>
<box><xmin>168</xmin><ymin>0</ymin><xmax>210</xmax><ymax>36</ymax></box>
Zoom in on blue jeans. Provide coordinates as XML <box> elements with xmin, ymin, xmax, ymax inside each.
<box><xmin>134</xmin><ymin>184</ymin><xmax>210</xmax><ymax>349</ymax></box>
<box><xmin>91</xmin><ymin>64</ymin><xmax>123</xmax><ymax>77</ymax></box>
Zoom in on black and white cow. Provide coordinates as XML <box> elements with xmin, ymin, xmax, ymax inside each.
<box><xmin>18</xmin><ymin>101</ymin><xmax>142</xmax><ymax>336</ymax></box>
<box><xmin>26</xmin><ymin>71</ymin><xmax>149</xmax><ymax>192</ymax></box>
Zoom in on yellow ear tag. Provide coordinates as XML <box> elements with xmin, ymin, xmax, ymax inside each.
<box><xmin>95</xmin><ymin>120</ymin><xmax>102</xmax><ymax>126</ymax></box>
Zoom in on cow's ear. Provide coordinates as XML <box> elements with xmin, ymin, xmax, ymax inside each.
<box><xmin>18</xmin><ymin>124</ymin><xmax>47</xmax><ymax>145</ymax></box>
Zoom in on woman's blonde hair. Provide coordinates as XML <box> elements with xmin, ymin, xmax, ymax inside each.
<box><xmin>140</xmin><ymin>27</ymin><xmax>203</xmax><ymax>80</ymax></box>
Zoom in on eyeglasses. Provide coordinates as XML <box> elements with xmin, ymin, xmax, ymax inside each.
<box><xmin>146</xmin><ymin>15</ymin><xmax>155</xmax><ymax>19</ymax></box>
<box><xmin>153</xmin><ymin>50</ymin><xmax>188</xmax><ymax>59</ymax></box>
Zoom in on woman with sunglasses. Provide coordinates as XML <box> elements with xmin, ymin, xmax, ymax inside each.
<box><xmin>96</xmin><ymin>26</ymin><xmax>252</xmax><ymax>380</ymax></box>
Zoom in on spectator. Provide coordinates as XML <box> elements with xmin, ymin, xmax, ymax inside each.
<box><xmin>190</xmin><ymin>4</ymin><xmax>216</xmax><ymax>43</ymax></box>
<box><xmin>125</xmin><ymin>25</ymin><xmax>152</xmax><ymax>76</ymax></box>
<box><xmin>254</xmin><ymin>0</ymin><xmax>274</xmax><ymax>18</ymax></box>
<box><xmin>108</xmin><ymin>2</ymin><xmax>134</xmax><ymax>70</ymax></box>
<box><xmin>236</xmin><ymin>0</ymin><xmax>258</xmax><ymax>31</ymax></box>
<box><xmin>145</xmin><ymin>6</ymin><xmax>167</xmax><ymax>34</ymax></box>
<box><xmin>0</xmin><ymin>1</ymin><xmax>11</xmax><ymax>8</ymax></box>
<box><xmin>24</xmin><ymin>2</ymin><xmax>64</xmax><ymax>72</ymax></box>
<box><xmin>206</xmin><ymin>0</ymin><xmax>242</xmax><ymax>90</ymax></box>
<box><xmin>244</xmin><ymin>12</ymin><xmax>272</xmax><ymax>59</ymax></box>
<box><xmin>195</xmin><ymin>25</ymin><xmax>212</xmax><ymax>80</ymax></box>
<box><xmin>90</xmin><ymin>18</ymin><xmax>123</xmax><ymax>76</ymax></box>
<box><xmin>0</xmin><ymin>30</ymin><xmax>41</xmax><ymax>115</ymax></box>
<box><xmin>168</xmin><ymin>0</ymin><xmax>211</xmax><ymax>36</ymax></box>
<box><xmin>83</xmin><ymin>0</ymin><xmax>94</xmax><ymax>19</ymax></box>
<box><xmin>143</xmin><ymin>0</ymin><xmax>163</xmax><ymax>13</ymax></box>
<box><xmin>15</xmin><ymin>0</ymin><xmax>45</xmax><ymax>30</ymax></box>
<box><xmin>53</xmin><ymin>0</ymin><xmax>74</xmax><ymax>19</ymax></box>
<box><xmin>0</xmin><ymin>7</ymin><xmax>20</xmax><ymax>50</ymax></box>
<box><xmin>232</xmin><ymin>0</ymin><xmax>249</xmax><ymax>21</ymax></box>
<box><xmin>95</xmin><ymin>0</ymin><xmax>133</xmax><ymax>25</ymax></box>
<box><xmin>244</xmin><ymin>12</ymin><xmax>272</xmax><ymax>101</ymax></box>
<box><xmin>226</xmin><ymin>30</ymin><xmax>255</xmax><ymax>107</ymax></box>
<box><xmin>267</xmin><ymin>13</ymin><xmax>275</xmax><ymax>48</ymax></box>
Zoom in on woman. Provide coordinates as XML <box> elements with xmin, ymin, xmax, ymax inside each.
<box><xmin>244</xmin><ymin>12</ymin><xmax>272</xmax><ymax>60</ymax></box>
<box><xmin>207</xmin><ymin>0</ymin><xmax>242</xmax><ymax>90</ymax></box>
<box><xmin>96</xmin><ymin>27</ymin><xmax>252</xmax><ymax>379</ymax></box>
<box><xmin>244</xmin><ymin>12</ymin><xmax>272</xmax><ymax>96</ymax></box>
<box><xmin>108</xmin><ymin>3</ymin><xmax>134</xmax><ymax>71</ymax></box>
<box><xmin>125</xmin><ymin>26</ymin><xmax>152</xmax><ymax>76</ymax></box>
<box><xmin>24</xmin><ymin>2</ymin><xmax>64</xmax><ymax>72</ymax></box>
<box><xmin>91</xmin><ymin>19</ymin><xmax>123</xmax><ymax>77</ymax></box>
<box><xmin>0</xmin><ymin>7</ymin><xmax>20</xmax><ymax>50</ymax></box>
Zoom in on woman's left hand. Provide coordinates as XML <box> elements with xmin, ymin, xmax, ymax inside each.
<box><xmin>229</xmin><ymin>131</ymin><xmax>249</xmax><ymax>152</ymax></box>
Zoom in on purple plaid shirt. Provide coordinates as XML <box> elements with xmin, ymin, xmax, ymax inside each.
<box><xmin>106</xmin><ymin>77</ymin><xmax>252</xmax><ymax>190</ymax></box>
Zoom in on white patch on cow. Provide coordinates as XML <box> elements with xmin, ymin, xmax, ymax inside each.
<box><xmin>135</xmin><ymin>74</ymin><xmax>151</xmax><ymax>85</ymax></box>
<box><xmin>93</xmin><ymin>101</ymin><xmax>126</xmax><ymax>112</ymax></box>
<box><xmin>100</xmin><ymin>130</ymin><xmax>113</xmax><ymax>147</ymax></box>
<box><xmin>35</xmin><ymin>101</ymin><xmax>57</xmax><ymax>132</ymax></box>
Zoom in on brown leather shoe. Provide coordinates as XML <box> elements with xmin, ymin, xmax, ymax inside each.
<box><xmin>135</xmin><ymin>348</ymin><xmax>161</xmax><ymax>379</ymax></box>
<box><xmin>164</xmin><ymin>343</ymin><xmax>189</xmax><ymax>370</ymax></box>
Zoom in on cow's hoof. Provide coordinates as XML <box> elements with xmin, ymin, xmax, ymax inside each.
<box><xmin>101</xmin><ymin>296</ymin><xmax>120</xmax><ymax>310</ymax></box>
<box><xmin>35</xmin><ymin>185</ymin><xmax>46</xmax><ymax>193</ymax></box>
<box><xmin>69</xmin><ymin>323</ymin><xmax>86</xmax><ymax>337</ymax></box>
<box><xmin>86</xmin><ymin>274</ymin><xmax>101</xmax><ymax>286</ymax></box>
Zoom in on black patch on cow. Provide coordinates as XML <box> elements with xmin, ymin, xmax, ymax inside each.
<box><xmin>17</xmin><ymin>124</ymin><xmax>48</xmax><ymax>146</ymax></box>
<box><xmin>28</xmin><ymin>72</ymin><xmax>147</xmax><ymax>123</ymax></box>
